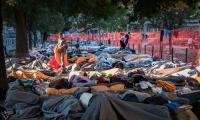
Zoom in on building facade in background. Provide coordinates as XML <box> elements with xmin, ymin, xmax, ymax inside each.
<box><xmin>3</xmin><ymin>22</ymin><xmax>43</xmax><ymax>55</ymax></box>
<box><xmin>3</xmin><ymin>22</ymin><xmax>16</xmax><ymax>55</ymax></box>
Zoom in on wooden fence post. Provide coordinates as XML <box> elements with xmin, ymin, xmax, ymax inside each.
<box><xmin>160</xmin><ymin>46</ymin><xmax>163</xmax><ymax>59</ymax></box>
<box><xmin>138</xmin><ymin>44</ymin><xmax>140</xmax><ymax>53</ymax></box>
<box><xmin>185</xmin><ymin>48</ymin><xmax>188</xmax><ymax>63</ymax></box>
<box><xmin>152</xmin><ymin>45</ymin><xmax>154</xmax><ymax>57</ymax></box>
<box><xmin>171</xmin><ymin>47</ymin><xmax>174</xmax><ymax>62</ymax></box>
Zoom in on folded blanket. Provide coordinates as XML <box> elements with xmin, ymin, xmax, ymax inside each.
<box><xmin>5</xmin><ymin>89</ymin><xmax>42</xmax><ymax>119</ymax></box>
<box><xmin>8</xmin><ymin>70</ymin><xmax>54</xmax><ymax>81</ymax></box>
<box><xmin>100</xmin><ymin>95</ymin><xmax>171</xmax><ymax>120</ymax></box>
<box><xmin>47</xmin><ymin>84</ymin><xmax>125</xmax><ymax>95</ymax></box>
<box><xmin>42</xmin><ymin>95</ymin><xmax>83</xmax><ymax>119</ymax></box>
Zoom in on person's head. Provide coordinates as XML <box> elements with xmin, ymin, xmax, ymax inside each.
<box><xmin>58</xmin><ymin>32</ymin><xmax>63</xmax><ymax>39</ymax></box>
<box><xmin>47</xmin><ymin>35</ymin><xmax>51</xmax><ymax>42</ymax></box>
<box><xmin>61</xmin><ymin>37</ymin><xmax>65</xmax><ymax>40</ymax></box>
<box><xmin>58</xmin><ymin>37</ymin><xmax>65</xmax><ymax>44</ymax></box>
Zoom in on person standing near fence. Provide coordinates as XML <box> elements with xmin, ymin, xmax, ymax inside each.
<box><xmin>108</xmin><ymin>39</ymin><xmax>111</xmax><ymax>46</ymax></box>
<box><xmin>125</xmin><ymin>32</ymin><xmax>130</xmax><ymax>47</ymax></box>
<box><xmin>120</xmin><ymin>32</ymin><xmax>130</xmax><ymax>49</ymax></box>
<box><xmin>54</xmin><ymin>33</ymin><xmax>69</xmax><ymax>74</ymax></box>
<box><xmin>120</xmin><ymin>34</ymin><xmax>126</xmax><ymax>49</ymax></box>
<box><xmin>75</xmin><ymin>39</ymin><xmax>81</xmax><ymax>56</ymax></box>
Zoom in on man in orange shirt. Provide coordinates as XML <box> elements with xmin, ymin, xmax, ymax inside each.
<box><xmin>55</xmin><ymin>33</ymin><xmax>68</xmax><ymax>73</ymax></box>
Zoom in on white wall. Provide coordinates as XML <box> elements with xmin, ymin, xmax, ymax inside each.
<box><xmin>3</xmin><ymin>23</ymin><xmax>16</xmax><ymax>55</ymax></box>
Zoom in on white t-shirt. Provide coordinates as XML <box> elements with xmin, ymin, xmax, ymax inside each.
<box><xmin>120</xmin><ymin>36</ymin><xmax>125</xmax><ymax>42</ymax></box>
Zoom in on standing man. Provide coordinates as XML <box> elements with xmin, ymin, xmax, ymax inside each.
<box><xmin>75</xmin><ymin>39</ymin><xmax>80</xmax><ymax>49</ymax></box>
<box><xmin>120</xmin><ymin>32</ymin><xmax>130</xmax><ymax>49</ymax></box>
<box><xmin>75</xmin><ymin>39</ymin><xmax>81</xmax><ymax>56</ymax></box>
<box><xmin>108</xmin><ymin>39</ymin><xmax>111</xmax><ymax>46</ymax></box>
<box><xmin>125</xmin><ymin>32</ymin><xmax>130</xmax><ymax>47</ymax></box>
<box><xmin>120</xmin><ymin>35</ymin><xmax>126</xmax><ymax>49</ymax></box>
<box><xmin>55</xmin><ymin>33</ymin><xmax>68</xmax><ymax>73</ymax></box>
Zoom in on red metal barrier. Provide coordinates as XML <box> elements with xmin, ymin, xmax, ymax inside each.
<box><xmin>49</xmin><ymin>27</ymin><xmax>200</xmax><ymax>64</ymax></box>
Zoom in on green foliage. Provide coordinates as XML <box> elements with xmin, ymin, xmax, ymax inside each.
<box><xmin>102</xmin><ymin>8</ymin><xmax>129</xmax><ymax>30</ymax></box>
<box><xmin>144</xmin><ymin>0</ymin><xmax>200</xmax><ymax>29</ymax></box>
<box><xmin>95</xmin><ymin>13</ymin><xmax>129</xmax><ymax>32</ymax></box>
<box><xmin>132</xmin><ymin>0</ymin><xmax>198</xmax><ymax>20</ymax></box>
<box><xmin>3</xmin><ymin>0</ymin><xmax>127</xmax><ymax>32</ymax></box>
<box><xmin>34</xmin><ymin>8</ymin><xmax>65</xmax><ymax>32</ymax></box>
<box><xmin>2</xmin><ymin>0</ymin><xmax>200</xmax><ymax>32</ymax></box>
<box><xmin>4</xmin><ymin>0</ymin><xmax>16</xmax><ymax>7</ymax></box>
<box><xmin>190</xmin><ymin>1</ymin><xmax>200</xmax><ymax>18</ymax></box>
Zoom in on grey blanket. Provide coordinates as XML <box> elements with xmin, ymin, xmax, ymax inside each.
<box><xmin>42</xmin><ymin>95</ymin><xmax>83</xmax><ymax>120</ymax></box>
<box><xmin>100</xmin><ymin>95</ymin><xmax>171</xmax><ymax>120</ymax></box>
<box><xmin>5</xmin><ymin>89</ymin><xmax>42</xmax><ymax>119</ymax></box>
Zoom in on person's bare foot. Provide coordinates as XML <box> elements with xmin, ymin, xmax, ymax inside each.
<box><xmin>57</xmin><ymin>70</ymin><xmax>62</xmax><ymax>76</ymax></box>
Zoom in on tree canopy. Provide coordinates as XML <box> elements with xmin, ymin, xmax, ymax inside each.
<box><xmin>3</xmin><ymin>0</ymin><xmax>127</xmax><ymax>32</ymax></box>
<box><xmin>3</xmin><ymin>0</ymin><xmax>200</xmax><ymax>33</ymax></box>
<box><xmin>2</xmin><ymin>0</ymin><xmax>200</xmax><ymax>57</ymax></box>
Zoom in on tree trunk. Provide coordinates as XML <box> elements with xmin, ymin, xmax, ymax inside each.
<box><xmin>43</xmin><ymin>32</ymin><xmax>48</xmax><ymax>43</ymax></box>
<box><xmin>33</xmin><ymin>31</ymin><xmax>37</xmax><ymax>47</ymax></box>
<box><xmin>42</xmin><ymin>32</ymin><xmax>47</xmax><ymax>48</ymax></box>
<box><xmin>40</xmin><ymin>31</ymin><xmax>43</xmax><ymax>48</ymax></box>
<box><xmin>28</xmin><ymin>31</ymin><xmax>32</xmax><ymax>50</ymax></box>
<box><xmin>28</xmin><ymin>19</ymin><xmax>33</xmax><ymax>50</ymax></box>
<box><xmin>41</xmin><ymin>31</ymin><xmax>43</xmax><ymax>41</ymax></box>
<box><xmin>15</xmin><ymin>9</ymin><xmax>28</xmax><ymax>57</ymax></box>
<box><xmin>0</xmin><ymin>0</ymin><xmax>8</xmax><ymax>100</ymax></box>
